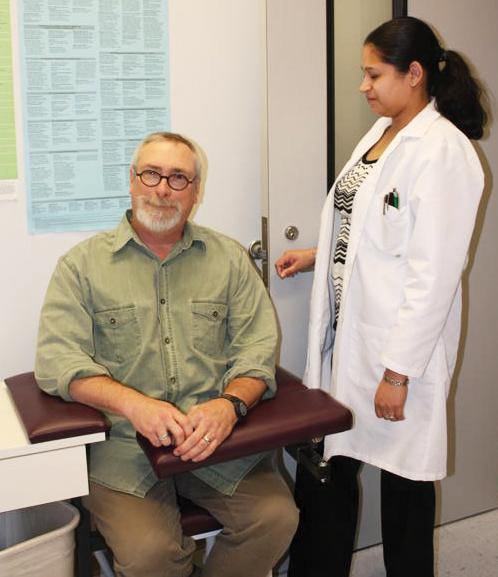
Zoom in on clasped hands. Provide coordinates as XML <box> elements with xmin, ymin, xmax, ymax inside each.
<box><xmin>127</xmin><ymin>396</ymin><xmax>237</xmax><ymax>463</ymax></box>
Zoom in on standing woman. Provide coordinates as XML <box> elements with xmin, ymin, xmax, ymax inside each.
<box><xmin>276</xmin><ymin>17</ymin><xmax>487</xmax><ymax>577</ymax></box>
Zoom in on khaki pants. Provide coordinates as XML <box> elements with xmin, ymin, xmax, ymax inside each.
<box><xmin>83</xmin><ymin>457</ymin><xmax>298</xmax><ymax>577</ymax></box>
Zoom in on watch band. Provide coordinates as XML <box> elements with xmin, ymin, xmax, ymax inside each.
<box><xmin>220</xmin><ymin>393</ymin><xmax>248</xmax><ymax>420</ymax></box>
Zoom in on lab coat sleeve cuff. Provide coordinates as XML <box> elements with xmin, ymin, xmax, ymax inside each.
<box><xmin>380</xmin><ymin>354</ymin><xmax>424</xmax><ymax>379</ymax></box>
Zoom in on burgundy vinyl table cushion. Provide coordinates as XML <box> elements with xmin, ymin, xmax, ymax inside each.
<box><xmin>5</xmin><ymin>372</ymin><xmax>109</xmax><ymax>443</ymax></box>
<box><xmin>4</xmin><ymin>368</ymin><xmax>351</xmax><ymax>545</ymax></box>
<box><xmin>137</xmin><ymin>367</ymin><xmax>353</xmax><ymax>478</ymax></box>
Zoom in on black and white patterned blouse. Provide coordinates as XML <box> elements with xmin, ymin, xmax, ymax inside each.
<box><xmin>332</xmin><ymin>152</ymin><xmax>377</xmax><ymax>325</ymax></box>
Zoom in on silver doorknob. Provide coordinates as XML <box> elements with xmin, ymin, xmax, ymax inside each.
<box><xmin>284</xmin><ymin>225</ymin><xmax>299</xmax><ymax>240</ymax></box>
<box><xmin>248</xmin><ymin>240</ymin><xmax>267</xmax><ymax>261</ymax></box>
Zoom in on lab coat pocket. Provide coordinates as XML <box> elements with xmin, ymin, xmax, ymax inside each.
<box><xmin>369</xmin><ymin>205</ymin><xmax>409</xmax><ymax>256</ymax></box>
<box><xmin>348</xmin><ymin>320</ymin><xmax>389</xmax><ymax>390</ymax></box>
<box><xmin>191</xmin><ymin>301</ymin><xmax>228</xmax><ymax>356</ymax></box>
<box><xmin>94</xmin><ymin>305</ymin><xmax>142</xmax><ymax>364</ymax></box>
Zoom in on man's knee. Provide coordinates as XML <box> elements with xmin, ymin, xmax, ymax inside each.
<box><xmin>231</xmin><ymin>462</ymin><xmax>299</xmax><ymax>547</ymax></box>
<box><xmin>111</xmin><ymin>533</ymin><xmax>194</xmax><ymax>577</ymax></box>
<box><xmin>256</xmin><ymin>488</ymin><xmax>299</xmax><ymax>544</ymax></box>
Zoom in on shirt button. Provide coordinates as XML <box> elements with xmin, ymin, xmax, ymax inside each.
<box><xmin>212</xmin><ymin>311</ymin><xmax>218</xmax><ymax>318</ymax></box>
<box><xmin>164</xmin><ymin>337</ymin><xmax>170</xmax><ymax>344</ymax></box>
<box><xmin>170</xmin><ymin>377</ymin><xmax>176</xmax><ymax>384</ymax></box>
<box><xmin>110</xmin><ymin>318</ymin><xmax>116</xmax><ymax>324</ymax></box>
<box><xmin>160</xmin><ymin>298</ymin><xmax>166</xmax><ymax>304</ymax></box>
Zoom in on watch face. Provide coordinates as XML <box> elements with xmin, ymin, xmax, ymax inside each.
<box><xmin>237</xmin><ymin>401</ymin><xmax>248</xmax><ymax>417</ymax></box>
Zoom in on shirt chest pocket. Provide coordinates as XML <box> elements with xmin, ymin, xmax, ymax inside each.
<box><xmin>94</xmin><ymin>306</ymin><xmax>142</xmax><ymax>364</ymax></box>
<box><xmin>191</xmin><ymin>301</ymin><xmax>228</xmax><ymax>356</ymax></box>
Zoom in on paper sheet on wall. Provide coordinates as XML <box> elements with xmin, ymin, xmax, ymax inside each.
<box><xmin>0</xmin><ymin>0</ymin><xmax>18</xmax><ymax>201</ymax></box>
<box><xmin>18</xmin><ymin>0</ymin><xmax>170</xmax><ymax>233</ymax></box>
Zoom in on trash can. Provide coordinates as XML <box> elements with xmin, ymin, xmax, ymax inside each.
<box><xmin>0</xmin><ymin>501</ymin><xmax>80</xmax><ymax>577</ymax></box>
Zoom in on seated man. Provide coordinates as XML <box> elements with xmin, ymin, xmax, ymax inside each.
<box><xmin>35</xmin><ymin>132</ymin><xmax>298</xmax><ymax>577</ymax></box>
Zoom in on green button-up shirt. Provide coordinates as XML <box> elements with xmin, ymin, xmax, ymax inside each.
<box><xmin>35</xmin><ymin>212</ymin><xmax>278</xmax><ymax>496</ymax></box>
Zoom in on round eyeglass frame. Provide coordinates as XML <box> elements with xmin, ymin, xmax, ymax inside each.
<box><xmin>135</xmin><ymin>169</ymin><xmax>196</xmax><ymax>191</ymax></box>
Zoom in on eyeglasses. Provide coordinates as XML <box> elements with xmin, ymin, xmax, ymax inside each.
<box><xmin>135</xmin><ymin>169</ymin><xmax>196</xmax><ymax>191</ymax></box>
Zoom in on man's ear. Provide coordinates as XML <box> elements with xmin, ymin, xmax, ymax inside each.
<box><xmin>408</xmin><ymin>61</ymin><xmax>424</xmax><ymax>87</ymax></box>
<box><xmin>129</xmin><ymin>166</ymin><xmax>135</xmax><ymax>186</ymax></box>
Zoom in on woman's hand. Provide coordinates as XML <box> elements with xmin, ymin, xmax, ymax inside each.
<box><xmin>275</xmin><ymin>248</ymin><xmax>317</xmax><ymax>278</ymax></box>
<box><xmin>374</xmin><ymin>372</ymin><xmax>408</xmax><ymax>422</ymax></box>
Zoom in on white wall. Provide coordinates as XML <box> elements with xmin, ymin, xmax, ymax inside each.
<box><xmin>0</xmin><ymin>0</ymin><xmax>265</xmax><ymax>379</ymax></box>
<box><xmin>409</xmin><ymin>0</ymin><xmax>498</xmax><ymax>522</ymax></box>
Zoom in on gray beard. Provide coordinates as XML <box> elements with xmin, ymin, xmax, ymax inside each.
<box><xmin>134</xmin><ymin>197</ymin><xmax>182</xmax><ymax>233</ymax></box>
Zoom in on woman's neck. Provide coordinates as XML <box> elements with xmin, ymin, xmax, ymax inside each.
<box><xmin>366</xmin><ymin>97</ymin><xmax>429</xmax><ymax>161</ymax></box>
<box><xmin>390</xmin><ymin>96</ymin><xmax>429</xmax><ymax>133</ymax></box>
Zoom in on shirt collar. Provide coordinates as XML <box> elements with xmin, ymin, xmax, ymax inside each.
<box><xmin>168</xmin><ymin>220</ymin><xmax>207</xmax><ymax>259</ymax></box>
<box><xmin>111</xmin><ymin>211</ymin><xmax>136</xmax><ymax>253</ymax></box>
<box><xmin>111</xmin><ymin>210</ymin><xmax>206</xmax><ymax>255</ymax></box>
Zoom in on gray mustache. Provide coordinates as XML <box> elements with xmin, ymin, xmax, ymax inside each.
<box><xmin>144</xmin><ymin>199</ymin><xmax>180</xmax><ymax>209</ymax></box>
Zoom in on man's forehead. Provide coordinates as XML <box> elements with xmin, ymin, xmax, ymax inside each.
<box><xmin>137</xmin><ymin>140</ymin><xmax>195</xmax><ymax>168</ymax></box>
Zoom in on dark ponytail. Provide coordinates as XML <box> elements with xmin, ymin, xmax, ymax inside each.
<box><xmin>434</xmin><ymin>50</ymin><xmax>486</xmax><ymax>139</ymax></box>
<box><xmin>365</xmin><ymin>17</ymin><xmax>487</xmax><ymax>139</ymax></box>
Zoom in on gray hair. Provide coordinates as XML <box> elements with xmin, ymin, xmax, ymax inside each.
<box><xmin>131</xmin><ymin>132</ymin><xmax>202</xmax><ymax>179</ymax></box>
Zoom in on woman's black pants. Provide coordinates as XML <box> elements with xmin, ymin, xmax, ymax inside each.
<box><xmin>287</xmin><ymin>455</ymin><xmax>435</xmax><ymax>577</ymax></box>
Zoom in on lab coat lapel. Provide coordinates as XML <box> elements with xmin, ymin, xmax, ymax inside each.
<box><xmin>339</xmin><ymin>123</ymin><xmax>399</xmax><ymax>289</ymax></box>
<box><xmin>305</xmin><ymin>118</ymin><xmax>391</xmax><ymax>389</ymax></box>
<box><xmin>343</xmin><ymin>102</ymin><xmax>441</xmax><ymax>286</ymax></box>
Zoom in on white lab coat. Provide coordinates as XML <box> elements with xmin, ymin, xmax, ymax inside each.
<box><xmin>304</xmin><ymin>101</ymin><xmax>484</xmax><ymax>480</ymax></box>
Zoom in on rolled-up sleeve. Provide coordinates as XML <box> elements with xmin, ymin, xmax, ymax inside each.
<box><xmin>35</xmin><ymin>256</ymin><xmax>110</xmax><ymax>401</ymax></box>
<box><xmin>222</xmin><ymin>248</ymin><xmax>278</xmax><ymax>398</ymax></box>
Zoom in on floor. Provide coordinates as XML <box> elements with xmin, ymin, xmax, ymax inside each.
<box><xmin>348</xmin><ymin>508</ymin><xmax>498</xmax><ymax>577</ymax></box>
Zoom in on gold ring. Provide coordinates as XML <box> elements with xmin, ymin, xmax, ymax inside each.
<box><xmin>159</xmin><ymin>433</ymin><xmax>170</xmax><ymax>441</ymax></box>
<box><xmin>203</xmin><ymin>434</ymin><xmax>213</xmax><ymax>444</ymax></box>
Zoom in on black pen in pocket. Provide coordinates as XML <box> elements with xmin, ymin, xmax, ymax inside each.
<box><xmin>383</xmin><ymin>188</ymin><xmax>399</xmax><ymax>213</ymax></box>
